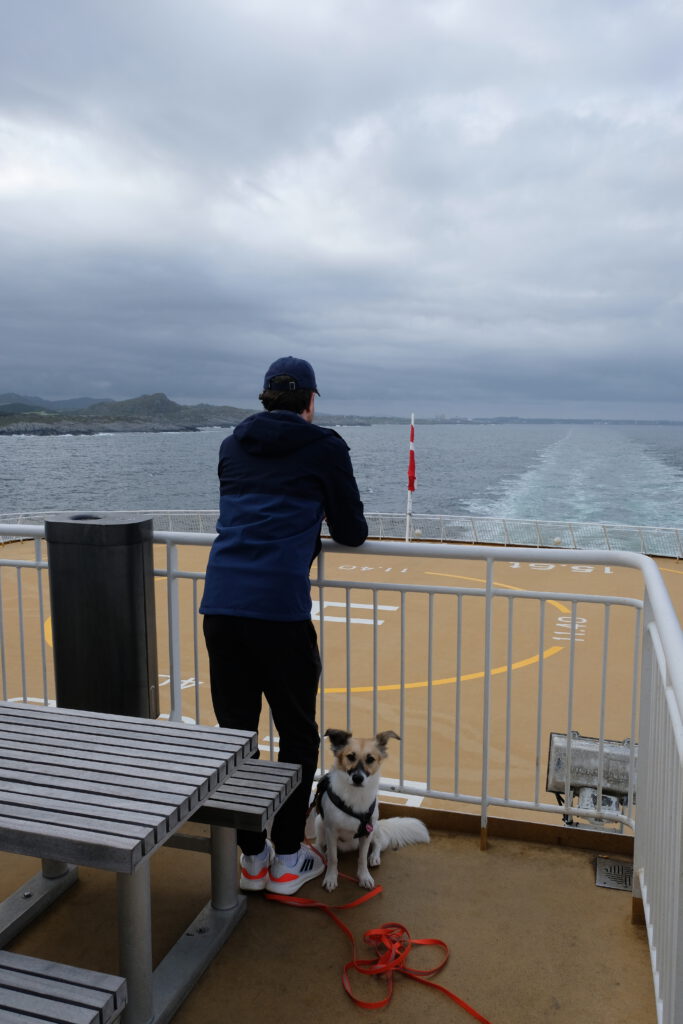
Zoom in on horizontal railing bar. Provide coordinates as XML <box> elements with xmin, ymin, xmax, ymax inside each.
<box><xmin>156</xmin><ymin>566</ymin><xmax>645</xmax><ymax>610</ymax></box>
<box><xmin>315</xmin><ymin>578</ymin><xmax>643</xmax><ymax>608</ymax></box>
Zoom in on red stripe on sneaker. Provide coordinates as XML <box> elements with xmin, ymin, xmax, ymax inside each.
<box><xmin>270</xmin><ymin>871</ymin><xmax>300</xmax><ymax>883</ymax></box>
<box><xmin>242</xmin><ymin>866</ymin><xmax>269</xmax><ymax>881</ymax></box>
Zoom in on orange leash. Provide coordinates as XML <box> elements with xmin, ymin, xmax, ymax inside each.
<box><xmin>265</xmin><ymin>875</ymin><xmax>493</xmax><ymax>1021</ymax></box>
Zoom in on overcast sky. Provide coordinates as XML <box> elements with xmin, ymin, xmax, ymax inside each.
<box><xmin>1</xmin><ymin>0</ymin><xmax>682</xmax><ymax>418</ymax></box>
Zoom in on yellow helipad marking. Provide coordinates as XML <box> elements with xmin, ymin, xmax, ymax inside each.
<box><xmin>323</xmin><ymin>570</ymin><xmax>568</xmax><ymax>694</ymax></box>
<box><xmin>661</xmin><ymin>566</ymin><xmax>683</xmax><ymax>576</ymax></box>
<box><xmin>323</xmin><ymin>646</ymin><xmax>565</xmax><ymax>694</ymax></box>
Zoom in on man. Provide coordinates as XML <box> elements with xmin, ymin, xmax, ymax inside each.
<box><xmin>200</xmin><ymin>356</ymin><xmax>368</xmax><ymax>895</ymax></box>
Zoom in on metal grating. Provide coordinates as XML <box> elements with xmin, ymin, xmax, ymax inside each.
<box><xmin>595</xmin><ymin>856</ymin><xmax>633</xmax><ymax>891</ymax></box>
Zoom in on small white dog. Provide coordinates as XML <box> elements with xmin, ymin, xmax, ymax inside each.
<box><xmin>312</xmin><ymin>728</ymin><xmax>430</xmax><ymax>891</ymax></box>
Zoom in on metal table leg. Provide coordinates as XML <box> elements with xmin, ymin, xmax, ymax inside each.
<box><xmin>118</xmin><ymin>861</ymin><xmax>153</xmax><ymax>1024</ymax></box>
<box><xmin>116</xmin><ymin>827</ymin><xmax>247</xmax><ymax>1024</ymax></box>
<box><xmin>210</xmin><ymin>825</ymin><xmax>239</xmax><ymax>910</ymax></box>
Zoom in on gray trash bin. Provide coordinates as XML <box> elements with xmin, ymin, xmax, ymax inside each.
<box><xmin>45</xmin><ymin>514</ymin><xmax>159</xmax><ymax>717</ymax></box>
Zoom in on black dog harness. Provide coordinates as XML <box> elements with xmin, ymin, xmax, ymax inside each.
<box><xmin>314</xmin><ymin>773</ymin><xmax>376</xmax><ymax>839</ymax></box>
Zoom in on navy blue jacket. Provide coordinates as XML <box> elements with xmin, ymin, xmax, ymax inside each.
<box><xmin>200</xmin><ymin>411</ymin><xmax>368</xmax><ymax>621</ymax></box>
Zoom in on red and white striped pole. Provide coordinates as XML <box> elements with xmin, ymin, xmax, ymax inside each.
<box><xmin>406</xmin><ymin>413</ymin><xmax>416</xmax><ymax>541</ymax></box>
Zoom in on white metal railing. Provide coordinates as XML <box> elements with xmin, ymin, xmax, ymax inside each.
<box><xmin>632</xmin><ymin>590</ymin><xmax>683</xmax><ymax>1024</ymax></box>
<box><xmin>1</xmin><ymin>524</ymin><xmax>682</xmax><ymax>1021</ymax></box>
<box><xmin>1</xmin><ymin>524</ymin><xmax>650</xmax><ymax>828</ymax></box>
<box><xmin>0</xmin><ymin>527</ymin><xmax>50</xmax><ymax>705</ymax></box>
<box><xmin>2</xmin><ymin>509</ymin><xmax>681</xmax><ymax>557</ymax></box>
<box><xmin>371</xmin><ymin>513</ymin><xmax>683</xmax><ymax>559</ymax></box>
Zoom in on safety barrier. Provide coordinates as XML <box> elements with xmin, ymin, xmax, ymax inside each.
<box><xmin>2</xmin><ymin>509</ymin><xmax>681</xmax><ymax>557</ymax></box>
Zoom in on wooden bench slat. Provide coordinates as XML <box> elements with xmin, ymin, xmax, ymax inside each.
<box><xmin>0</xmin><ymin>734</ymin><xmax>232</xmax><ymax>779</ymax></box>
<box><xmin>0</xmin><ymin>950</ymin><xmax>126</xmax><ymax>994</ymax></box>
<box><xmin>189</xmin><ymin>759</ymin><xmax>302</xmax><ymax>830</ymax></box>
<box><xmin>0</xmin><ymin>760</ymin><xmax>198</xmax><ymax>807</ymax></box>
<box><xmin>232</xmin><ymin>773</ymin><xmax>294</xmax><ymax>790</ymax></box>
<box><xmin>1</xmin><ymin>789</ymin><xmax>171</xmax><ymax>834</ymax></box>
<box><xmin>0</xmin><ymin>1000</ymin><xmax>95</xmax><ymax>1024</ymax></box>
<box><xmin>0</xmin><ymin>720</ymin><xmax>241</xmax><ymax>760</ymax></box>
<box><xmin>0</xmin><ymin>1011</ymin><xmax>68</xmax><ymax>1024</ymax></box>
<box><xmin>0</xmin><ymin>753</ymin><xmax>216</xmax><ymax>796</ymax></box>
<box><xmin>0</xmin><ymin>779</ymin><xmax>182</xmax><ymax>829</ymax></box>
<box><xmin>0</xmin><ymin>951</ymin><xmax>126</xmax><ymax>1024</ymax></box>
<box><xmin>0</xmin><ymin>815</ymin><xmax>141</xmax><ymax>872</ymax></box>
<box><xmin>0</xmin><ymin>967</ymin><xmax>115</xmax><ymax>1020</ymax></box>
<box><xmin>0</xmin><ymin>804</ymin><xmax>158</xmax><ymax>852</ymax></box>
<box><xmin>207</xmin><ymin>786</ymin><xmax>283</xmax><ymax>806</ymax></box>
<box><xmin>0</xmin><ymin>782</ymin><xmax>181</xmax><ymax>823</ymax></box>
<box><xmin>0</xmin><ymin>759</ymin><xmax>300</xmax><ymax>865</ymax></box>
<box><xmin>0</xmin><ymin>704</ymin><xmax>256</xmax><ymax>757</ymax></box>
<box><xmin>236</xmin><ymin>760</ymin><xmax>298</xmax><ymax>777</ymax></box>
<box><xmin>202</xmin><ymin>783</ymin><xmax>294</xmax><ymax>811</ymax></box>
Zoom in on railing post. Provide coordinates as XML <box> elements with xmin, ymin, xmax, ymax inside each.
<box><xmin>480</xmin><ymin>557</ymin><xmax>494</xmax><ymax>850</ymax></box>
<box><xmin>0</xmin><ymin>570</ymin><xmax>6</xmax><ymax>701</ymax></box>
<box><xmin>316</xmin><ymin>546</ymin><xmax>326</xmax><ymax>746</ymax></box>
<box><xmin>166</xmin><ymin>539</ymin><xmax>183</xmax><ymax>721</ymax></box>
<box><xmin>35</xmin><ymin>536</ymin><xmax>49</xmax><ymax>704</ymax></box>
<box><xmin>632</xmin><ymin>602</ymin><xmax>683</xmax><ymax>1023</ymax></box>
<box><xmin>632</xmin><ymin>598</ymin><xmax>654</xmax><ymax>928</ymax></box>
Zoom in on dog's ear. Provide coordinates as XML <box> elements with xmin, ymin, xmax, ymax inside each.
<box><xmin>325</xmin><ymin>728</ymin><xmax>352</xmax><ymax>751</ymax></box>
<box><xmin>375</xmin><ymin>730</ymin><xmax>400</xmax><ymax>753</ymax></box>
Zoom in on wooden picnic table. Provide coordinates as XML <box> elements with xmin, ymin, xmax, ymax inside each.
<box><xmin>0</xmin><ymin>701</ymin><xmax>258</xmax><ymax>1024</ymax></box>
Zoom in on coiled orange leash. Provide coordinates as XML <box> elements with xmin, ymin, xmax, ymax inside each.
<box><xmin>266</xmin><ymin>869</ymin><xmax>493</xmax><ymax>1021</ymax></box>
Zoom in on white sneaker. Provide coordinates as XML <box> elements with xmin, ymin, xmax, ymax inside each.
<box><xmin>265</xmin><ymin>844</ymin><xmax>325</xmax><ymax>895</ymax></box>
<box><xmin>240</xmin><ymin>839</ymin><xmax>274</xmax><ymax>891</ymax></box>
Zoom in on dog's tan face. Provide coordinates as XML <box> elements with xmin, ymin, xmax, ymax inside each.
<box><xmin>324</xmin><ymin>729</ymin><xmax>400</xmax><ymax>786</ymax></box>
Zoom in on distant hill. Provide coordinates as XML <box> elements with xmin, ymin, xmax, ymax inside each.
<box><xmin>0</xmin><ymin>402</ymin><xmax>42</xmax><ymax>415</ymax></box>
<box><xmin>85</xmin><ymin>393</ymin><xmax>187</xmax><ymax>418</ymax></box>
<box><xmin>0</xmin><ymin>391</ymin><xmax>381</xmax><ymax>434</ymax></box>
<box><xmin>0</xmin><ymin>393</ymin><xmax>105</xmax><ymax>412</ymax></box>
<box><xmin>0</xmin><ymin>392</ymin><xmax>260</xmax><ymax>435</ymax></box>
<box><xmin>86</xmin><ymin>393</ymin><xmax>257</xmax><ymax>426</ymax></box>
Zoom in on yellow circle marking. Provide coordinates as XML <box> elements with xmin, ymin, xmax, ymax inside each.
<box><xmin>323</xmin><ymin>646</ymin><xmax>565</xmax><ymax>694</ymax></box>
<box><xmin>323</xmin><ymin>570</ymin><xmax>569</xmax><ymax>694</ymax></box>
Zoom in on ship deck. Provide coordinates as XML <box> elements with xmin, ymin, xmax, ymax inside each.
<box><xmin>1</xmin><ymin>823</ymin><xmax>655</xmax><ymax>1024</ymax></box>
<box><xmin>2</xmin><ymin>540</ymin><xmax>681</xmax><ymax>1022</ymax></box>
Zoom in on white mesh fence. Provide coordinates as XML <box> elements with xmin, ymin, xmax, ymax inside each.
<box><xmin>0</xmin><ymin>509</ymin><xmax>680</xmax><ymax>557</ymax></box>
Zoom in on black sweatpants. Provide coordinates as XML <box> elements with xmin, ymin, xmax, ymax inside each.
<box><xmin>202</xmin><ymin>614</ymin><xmax>321</xmax><ymax>855</ymax></box>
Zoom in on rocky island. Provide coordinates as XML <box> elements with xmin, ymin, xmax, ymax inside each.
<box><xmin>0</xmin><ymin>392</ymin><xmax>378</xmax><ymax>435</ymax></box>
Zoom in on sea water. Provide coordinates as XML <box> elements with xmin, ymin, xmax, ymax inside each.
<box><xmin>1</xmin><ymin>422</ymin><xmax>682</xmax><ymax>527</ymax></box>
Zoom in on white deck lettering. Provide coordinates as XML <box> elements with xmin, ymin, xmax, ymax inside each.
<box><xmin>311</xmin><ymin>600</ymin><xmax>399</xmax><ymax>626</ymax></box>
<box><xmin>509</xmin><ymin>562</ymin><xmax>615</xmax><ymax>575</ymax></box>
<box><xmin>336</xmin><ymin>565</ymin><xmax>409</xmax><ymax>573</ymax></box>
<box><xmin>552</xmin><ymin>615</ymin><xmax>588</xmax><ymax>643</ymax></box>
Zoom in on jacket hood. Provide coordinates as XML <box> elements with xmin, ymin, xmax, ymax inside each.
<box><xmin>233</xmin><ymin>410</ymin><xmax>344</xmax><ymax>457</ymax></box>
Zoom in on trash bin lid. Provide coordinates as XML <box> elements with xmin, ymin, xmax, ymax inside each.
<box><xmin>44</xmin><ymin>514</ymin><xmax>154</xmax><ymax>546</ymax></box>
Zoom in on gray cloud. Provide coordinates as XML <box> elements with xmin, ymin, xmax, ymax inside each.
<box><xmin>1</xmin><ymin>0</ymin><xmax>682</xmax><ymax>418</ymax></box>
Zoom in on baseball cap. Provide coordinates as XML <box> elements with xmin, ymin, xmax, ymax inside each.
<box><xmin>263</xmin><ymin>356</ymin><xmax>319</xmax><ymax>394</ymax></box>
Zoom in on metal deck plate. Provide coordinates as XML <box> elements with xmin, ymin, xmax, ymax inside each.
<box><xmin>595</xmin><ymin>856</ymin><xmax>633</xmax><ymax>891</ymax></box>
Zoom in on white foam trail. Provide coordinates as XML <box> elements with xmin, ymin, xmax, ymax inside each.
<box><xmin>466</xmin><ymin>427</ymin><xmax>683</xmax><ymax>526</ymax></box>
